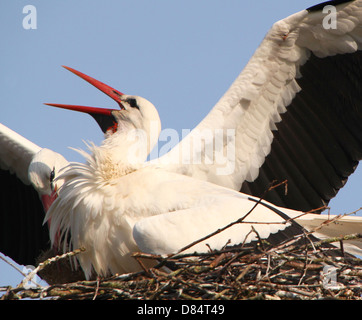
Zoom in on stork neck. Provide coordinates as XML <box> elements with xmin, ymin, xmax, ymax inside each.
<box><xmin>98</xmin><ymin>123</ymin><xmax>159</xmax><ymax>168</ymax></box>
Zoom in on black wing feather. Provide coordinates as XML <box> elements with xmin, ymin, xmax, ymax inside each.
<box><xmin>241</xmin><ymin>51</ymin><xmax>362</xmax><ymax>212</ymax></box>
<box><xmin>0</xmin><ymin>169</ymin><xmax>49</xmax><ymax>266</ymax></box>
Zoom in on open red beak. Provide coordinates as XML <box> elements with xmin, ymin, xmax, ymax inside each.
<box><xmin>45</xmin><ymin>66</ymin><xmax>125</xmax><ymax>133</ymax></box>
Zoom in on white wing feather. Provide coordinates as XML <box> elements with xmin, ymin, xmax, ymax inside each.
<box><xmin>294</xmin><ymin>213</ymin><xmax>362</xmax><ymax>256</ymax></box>
<box><xmin>154</xmin><ymin>2</ymin><xmax>362</xmax><ymax>191</ymax></box>
<box><xmin>134</xmin><ymin>208</ymin><xmax>362</xmax><ymax>257</ymax></box>
<box><xmin>133</xmin><ymin>197</ymin><xmax>291</xmax><ymax>256</ymax></box>
<box><xmin>0</xmin><ymin>123</ymin><xmax>41</xmax><ymax>184</ymax></box>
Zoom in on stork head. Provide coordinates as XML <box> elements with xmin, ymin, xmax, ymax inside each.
<box><xmin>45</xmin><ymin>66</ymin><xmax>161</xmax><ymax>152</ymax></box>
<box><xmin>28</xmin><ymin>148</ymin><xmax>68</xmax><ymax>211</ymax></box>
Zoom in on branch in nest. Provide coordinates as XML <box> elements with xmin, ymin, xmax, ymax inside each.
<box><xmin>18</xmin><ymin>247</ymin><xmax>86</xmax><ymax>289</ymax></box>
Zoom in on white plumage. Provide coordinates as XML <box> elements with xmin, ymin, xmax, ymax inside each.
<box><xmin>47</xmin><ymin>95</ymin><xmax>300</xmax><ymax>277</ymax></box>
<box><xmin>0</xmin><ymin>123</ymin><xmax>41</xmax><ymax>185</ymax></box>
<box><xmin>46</xmin><ymin>90</ymin><xmax>361</xmax><ymax>279</ymax></box>
<box><xmin>0</xmin><ymin>123</ymin><xmax>68</xmax><ymax>195</ymax></box>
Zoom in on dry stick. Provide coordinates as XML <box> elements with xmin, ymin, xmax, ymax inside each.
<box><xmin>251</xmin><ymin>226</ymin><xmax>265</xmax><ymax>251</ymax></box>
<box><xmin>92</xmin><ymin>276</ymin><xmax>101</xmax><ymax>300</ymax></box>
<box><xmin>308</xmin><ymin>210</ymin><xmax>362</xmax><ymax>242</ymax></box>
<box><xmin>0</xmin><ymin>254</ymin><xmax>40</xmax><ymax>289</ymax></box>
<box><xmin>297</xmin><ymin>244</ymin><xmax>311</xmax><ymax>286</ymax></box>
<box><xmin>18</xmin><ymin>247</ymin><xmax>86</xmax><ymax>289</ymax></box>
<box><xmin>265</xmin><ymin>210</ymin><xmax>362</xmax><ymax>258</ymax></box>
<box><xmin>312</xmin><ymin>233</ymin><xmax>362</xmax><ymax>248</ymax></box>
<box><xmin>339</xmin><ymin>239</ymin><xmax>345</xmax><ymax>257</ymax></box>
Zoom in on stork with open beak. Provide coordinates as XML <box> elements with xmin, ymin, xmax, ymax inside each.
<box><xmin>45</xmin><ymin>63</ymin><xmax>362</xmax><ymax>279</ymax></box>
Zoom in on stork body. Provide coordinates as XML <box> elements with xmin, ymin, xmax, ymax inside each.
<box><xmin>47</xmin><ymin>152</ymin><xmax>362</xmax><ymax>278</ymax></box>
<box><xmin>45</xmin><ymin>132</ymin><xmax>302</xmax><ymax>278</ymax></box>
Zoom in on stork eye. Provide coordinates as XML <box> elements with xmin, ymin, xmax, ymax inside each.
<box><xmin>50</xmin><ymin>167</ymin><xmax>55</xmax><ymax>182</ymax></box>
<box><xmin>127</xmin><ymin>98</ymin><xmax>139</xmax><ymax>110</ymax></box>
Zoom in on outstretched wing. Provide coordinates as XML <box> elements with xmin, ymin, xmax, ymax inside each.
<box><xmin>155</xmin><ymin>0</ymin><xmax>362</xmax><ymax>212</ymax></box>
<box><xmin>0</xmin><ymin>123</ymin><xmax>48</xmax><ymax>266</ymax></box>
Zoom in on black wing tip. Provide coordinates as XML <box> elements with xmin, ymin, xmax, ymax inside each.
<box><xmin>307</xmin><ymin>0</ymin><xmax>354</xmax><ymax>12</ymax></box>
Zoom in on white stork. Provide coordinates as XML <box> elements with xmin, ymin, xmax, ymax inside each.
<box><xmin>1</xmin><ymin>0</ymin><xmax>362</xmax><ymax>280</ymax></box>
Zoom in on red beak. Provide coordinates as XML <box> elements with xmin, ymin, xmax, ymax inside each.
<box><xmin>41</xmin><ymin>189</ymin><xmax>58</xmax><ymax>213</ymax></box>
<box><xmin>45</xmin><ymin>66</ymin><xmax>125</xmax><ymax>133</ymax></box>
<box><xmin>62</xmin><ymin>66</ymin><xmax>124</xmax><ymax>102</ymax></box>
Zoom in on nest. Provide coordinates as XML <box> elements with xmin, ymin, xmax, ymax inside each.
<box><xmin>1</xmin><ymin>227</ymin><xmax>361</xmax><ymax>300</ymax></box>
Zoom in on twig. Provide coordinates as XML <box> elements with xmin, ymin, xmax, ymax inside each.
<box><xmin>0</xmin><ymin>254</ymin><xmax>40</xmax><ymax>289</ymax></box>
<box><xmin>18</xmin><ymin>247</ymin><xmax>85</xmax><ymax>289</ymax></box>
<box><xmin>93</xmin><ymin>276</ymin><xmax>100</xmax><ymax>300</ymax></box>
<box><xmin>312</xmin><ymin>233</ymin><xmax>362</xmax><ymax>248</ymax></box>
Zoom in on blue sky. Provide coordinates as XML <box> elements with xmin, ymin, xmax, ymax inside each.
<box><xmin>1</xmin><ymin>1</ymin><xmax>361</xmax><ymax>289</ymax></box>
